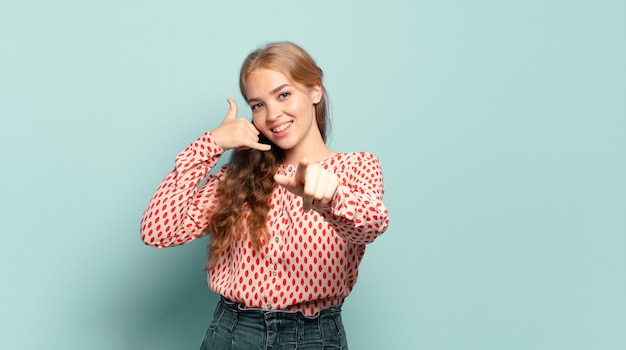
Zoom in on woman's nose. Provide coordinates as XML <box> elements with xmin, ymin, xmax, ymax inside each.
<box><xmin>266</xmin><ymin>102</ymin><xmax>282</xmax><ymax>120</ymax></box>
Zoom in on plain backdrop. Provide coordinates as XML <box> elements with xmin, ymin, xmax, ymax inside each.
<box><xmin>1</xmin><ymin>0</ymin><xmax>625</xmax><ymax>349</ymax></box>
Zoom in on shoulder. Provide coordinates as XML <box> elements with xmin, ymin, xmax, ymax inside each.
<box><xmin>328</xmin><ymin>151</ymin><xmax>380</xmax><ymax>165</ymax></box>
<box><xmin>322</xmin><ymin>152</ymin><xmax>382</xmax><ymax>174</ymax></box>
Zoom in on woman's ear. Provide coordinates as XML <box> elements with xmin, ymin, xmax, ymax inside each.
<box><xmin>311</xmin><ymin>85</ymin><xmax>323</xmax><ymax>104</ymax></box>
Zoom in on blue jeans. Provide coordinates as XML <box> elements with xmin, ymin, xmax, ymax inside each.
<box><xmin>200</xmin><ymin>297</ymin><xmax>348</xmax><ymax>349</ymax></box>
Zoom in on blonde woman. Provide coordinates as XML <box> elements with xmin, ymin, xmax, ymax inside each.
<box><xmin>140</xmin><ymin>42</ymin><xmax>389</xmax><ymax>349</ymax></box>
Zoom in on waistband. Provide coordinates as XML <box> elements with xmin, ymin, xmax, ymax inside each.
<box><xmin>219</xmin><ymin>296</ymin><xmax>343</xmax><ymax>320</ymax></box>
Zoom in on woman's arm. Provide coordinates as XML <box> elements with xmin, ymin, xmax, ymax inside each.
<box><xmin>275</xmin><ymin>152</ymin><xmax>390</xmax><ymax>245</ymax></box>
<box><xmin>140</xmin><ymin>100</ymin><xmax>272</xmax><ymax>248</ymax></box>
<box><xmin>140</xmin><ymin>132</ymin><xmax>226</xmax><ymax>248</ymax></box>
<box><xmin>318</xmin><ymin>152</ymin><xmax>389</xmax><ymax>244</ymax></box>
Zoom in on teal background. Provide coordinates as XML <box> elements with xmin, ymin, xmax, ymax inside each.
<box><xmin>1</xmin><ymin>0</ymin><xmax>625</xmax><ymax>349</ymax></box>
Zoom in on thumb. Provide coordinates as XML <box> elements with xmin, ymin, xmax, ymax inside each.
<box><xmin>274</xmin><ymin>174</ymin><xmax>291</xmax><ymax>187</ymax></box>
<box><xmin>224</xmin><ymin>98</ymin><xmax>238</xmax><ymax>121</ymax></box>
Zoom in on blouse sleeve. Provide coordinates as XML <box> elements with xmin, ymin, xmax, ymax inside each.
<box><xmin>318</xmin><ymin>152</ymin><xmax>390</xmax><ymax>245</ymax></box>
<box><xmin>140</xmin><ymin>131</ymin><xmax>227</xmax><ymax>248</ymax></box>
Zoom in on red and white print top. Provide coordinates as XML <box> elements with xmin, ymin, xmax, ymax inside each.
<box><xmin>140</xmin><ymin>131</ymin><xmax>389</xmax><ymax>316</ymax></box>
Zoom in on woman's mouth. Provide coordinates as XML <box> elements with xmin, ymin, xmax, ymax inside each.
<box><xmin>272</xmin><ymin>122</ymin><xmax>292</xmax><ymax>133</ymax></box>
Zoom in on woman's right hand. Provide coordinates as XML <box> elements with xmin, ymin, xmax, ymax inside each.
<box><xmin>211</xmin><ymin>98</ymin><xmax>272</xmax><ymax>152</ymax></box>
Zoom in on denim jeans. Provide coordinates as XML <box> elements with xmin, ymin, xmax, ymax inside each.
<box><xmin>200</xmin><ymin>297</ymin><xmax>348</xmax><ymax>349</ymax></box>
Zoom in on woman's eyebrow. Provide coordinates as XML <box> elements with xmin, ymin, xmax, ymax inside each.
<box><xmin>247</xmin><ymin>84</ymin><xmax>291</xmax><ymax>102</ymax></box>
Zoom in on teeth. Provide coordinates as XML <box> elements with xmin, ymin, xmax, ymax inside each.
<box><xmin>272</xmin><ymin>123</ymin><xmax>291</xmax><ymax>133</ymax></box>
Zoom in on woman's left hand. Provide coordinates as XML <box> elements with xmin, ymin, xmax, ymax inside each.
<box><xmin>274</xmin><ymin>159</ymin><xmax>339</xmax><ymax>211</ymax></box>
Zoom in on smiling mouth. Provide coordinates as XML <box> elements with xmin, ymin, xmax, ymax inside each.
<box><xmin>272</xmin><ymin>122</ymin><xmax>292</xmax><ymax>133</ymax></box>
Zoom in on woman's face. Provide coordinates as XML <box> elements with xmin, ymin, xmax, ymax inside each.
<box><xmin>245</xmin><ymin>68</ymin><xmax>322</xmax><ymax>152</ymax></box>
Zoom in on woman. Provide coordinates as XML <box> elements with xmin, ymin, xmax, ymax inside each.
<box><xmin>140</xmin><ymin>41</ymin><xmax>389</xmax><ymax>349</ymax></box>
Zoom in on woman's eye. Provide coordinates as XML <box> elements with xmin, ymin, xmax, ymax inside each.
<box><xmin>251</xmin><ymin>103</ymin><xmax>263</xmax><ymax>110</ymax></box>
<box><xmin>279</xmin><ymin>92</ymin><xmax>290</xmax><ymax>99</ymax></box>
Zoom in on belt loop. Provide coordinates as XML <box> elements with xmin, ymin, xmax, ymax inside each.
<box><xmin>297</xmin><ymin>317</ymin><xmax>304</xmax><ymax>342</ymax></box>
<box><xmin>221</xmin><ymin>298</ymin><xmax>238</xmax><ymax>333</ymax></box>
<box><xmin>213</xmin><ymin>299</ymin><xmax>226</xmax><ymax>325</ymax></box>
<box><xmin>317</xmin><ymin>316</ymin><xmax>324</xmax><ymax>346</ymax></box>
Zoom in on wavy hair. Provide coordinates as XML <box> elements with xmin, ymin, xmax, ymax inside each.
<box><xmin>204</xmin><ymin>42</ymin><xmax>330</xmax><ymax>269</ymax></box>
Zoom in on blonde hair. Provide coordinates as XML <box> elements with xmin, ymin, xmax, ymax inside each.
<box><xmin>205</xmin><ymin>42</ymin><xmax>330</xmax><ymax>270</ymax></box>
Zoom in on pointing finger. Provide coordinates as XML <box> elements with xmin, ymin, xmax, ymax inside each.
<box><xmin>295</xmin><ymin>159</ymin><xmax>309</xmax><ymax>186</ymax></box>
<box><xmin>304</xmin><ymin>164</ymin><xmax>321</xmax><ymax>198</ymax></box>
